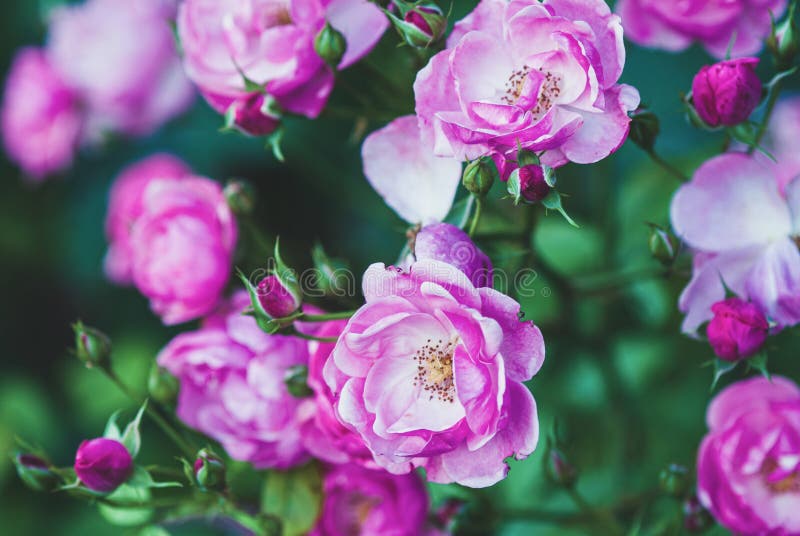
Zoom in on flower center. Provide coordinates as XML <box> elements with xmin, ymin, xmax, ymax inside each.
<box><xmin>502</xmin><ymin>65</ymin><xmax>562</xmax><ymax>120</ymax></box>
<box><xmin>257</xmin><ymin>2</ymin><xmax>292</xmax><ymax>29</ymax></box>
<box><xmin>413</xmin><ymin>338</ymin><xmax>456</xmax><ymax>403</ymax></box>
<box><xmin>761</xmin><ymin>458</ymin><xmax>800</xmax><ymax>494</ymax></box>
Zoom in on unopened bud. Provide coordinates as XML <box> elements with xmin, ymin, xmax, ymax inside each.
<box><xmin>629</xmin><ymin>108</ymin><xmax>660</xmax><ymax>152</ymax></box>
<box><xmin>768</xmin><ymin>3</ymin><xmax>799</xmax><ymax>70</ymax></box>
<box><xmin>258</xmin><ymin>274</ymin><xmax>302</xmax><ymax>318</ymax></box>
<box><xmin>508</xmin><ymin>165</ymin><xmax>552</xmax><ymax>204</ymax></box>
<box><xmin>148</xmin><ymin>363</ymin><xmax>179</xmax><ymax>406</ymax></box>
<box><xmin>74</xmin><ymin>438</ymin><xmax>133</xmax><ymax>493</ymax></box>
<box><xmin>691</xmin><ymin>58</ymin><xmax>762</xmax><ymax>128</ymax></box>
<box><xmin>391</xmin><ymin>3</ymin><xmax>447</xmax><ymax>48</ymax></box>
<box><xmin>659</xmin><ymin>463</ymin><xmax>689</xmax><ymax>497</ymax></box>
<box><xmin>194</xmin><ymin>448</ymin><xmax>226</xmax><ymax>492</ymax></box>
<box><xmin>462</xmin><ymin>157</ymin><xmax>495</xmax><ymax>197</ymax></box>
<box><xmin>314</xmin><ymin>23</ymin><xmax>347</xmax><ymax>69</ymax></box>
<box><xmin>547</xmin><ymin>447</ymin><xmax>578</xmax><ymax>487</ymax></box>
<box><xmin>222</xmin><ymin>94</ymin><xmax>280</xmax><ymax>137</ymax></box>
<box><xmin>284</xmin><ymin>365</ymin><xmax>313</xmax><ymax>398</ymax></box>
<box><xmin>14</xmin><ymin>453</ymin><xmax>59</xmax><ymax>492</ymax></box>
<box><xmin>224</xmin><ymin>179</ymin><xmax>257</xmax><ymax>217</ymax></box>
<box><xmin>72</xmin><ymin>321</ymin><xmax>111</xmax><ymax>368</ymax></box>
<box><xmin>683</xmin><ymin>495</ymin><xmax>714</xmax><ymax>533</ymax></box>
<box><xmin>648</xmin><ymin>224</ymin><xmax>678</xmax><ymax>266</ymax></box>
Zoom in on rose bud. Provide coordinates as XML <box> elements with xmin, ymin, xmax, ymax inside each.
<box><xmin>220</xmin><ymin>93</ymin><xmax>280</xmax><ymax>137</ymax></box>
<box><xmin>628</xmin><ymin>107</ymin><xmax>660</xmax><ymax>153</ymax></box>
<box><xmin>72</xmin><ymin>321</ymin><xmax>111</xmax><ymax>368</ymax></box>
<box><xmin>768</xmin><ymin>2</ymin><xmax>799</xmax><ymax>70</ymax></box>
<box><xmin>223</xmin><ymin>179</ymin><xmax>256</xmax><ymax>217</ymax></box>
<box><xmin>659</xmin><ymin>463</ymin><xmax>689</xmax><ymax>497</ymax></box>
<box><xmin>413</xmin><ymin>222</ymin><xmax>493</xmax><ymax>288</ymax></box>
<box><xmin>314</xmin><ymin>22</ymin><xmax>347</xmax><ymax>69</ymax></box>
<box><xmin>193</xmin><ymin>448</ymin><xmax>226</xmax><ymax>492</ymax></box>
<box><xmin>397</xmin><ymin>4</ymin><xmax>447</xmax><ymax>48</ymax></box>
<box><xmin>691</xmin><ymin>58</ymin><xmax>762</xmax><ymax>127</ymax></box>
<box><xmin>257</xmin><ymin>274</ymin><xmax>302</xmax><ymax>318</ymax></box>
<box><xmin>546</xmin><ymin>447</ymin><xmax>578</xmax><ymax>488</ymax></box>
<box><xmin>14</xmin><ymin>453</ymin><xmax>59</xmax><ymax>492</ymax></box>
<box><xmin>509</xmin><ymin>165</ymin><xmax>552</xmax><ymax>204</ymax></box>
<box><xmin>462</xmin><ymin>157</ymin><xmax>495</xmax><ymax>197</ymax></box>
<box><xmin>648</xmin><ymin>224</ymin><xmax>678</xmax><ymax>266</ymax></box>
<box><xmin>706</xmin><ymin>297</ymin><xmax>769</xmax><ymax>361</ymax></box>
<box><xmin>74</xmin><ymin>438</ymin><xmax>133</xmax><ymax>493</ymax></box>
<box><xmin>147</xmin><ymin>363</ymin><xmax>179</xmax><ymax>406</ymax></box>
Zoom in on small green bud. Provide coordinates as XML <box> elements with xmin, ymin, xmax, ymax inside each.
<box><xmin>462</xmin><ymin>157</ymin><xmax>496</xmax><ymax>197</ymax></box>
<box><xmin>314</xmin><ymin>22</ymin><xmax>347</xmax><ymax>69</ymax></box>
<box><xmin>547</xmin><ymin>447</ymin><xmax>578</xmax><ymax>488</ymax></box>
<box><xmin>72</xmin><ymin>321</ymin><xmax>111</xmax><ymax>368</ymax></box>
<box><xmin>13</xmin><ymin>453</ymin><xmax>59</xmax><ymax>492</ymax></box>
<box><xmin>659</xmin><ymin>463</ymin><xmax>689</xmax><ymax>497</ymax></box>
<box><xmin>147</xmin><ymin>364</ymin><xmax>179</xmax><ymax>406</ymax></box>
<box><xmin>194</xmin><ymin>449</ymin><xmax>226</xmax><ymax>492</ymax></box>
<box><xmin>648</xmin><ymin>224</ymin><xmax>679</xmax><ymax>266</ymax></box>
<box><xmin>629</xmin><ymin>108</ymin><xmax>661</xmax><ymax>153</ymax></box>
<box><xmin>223</xmin><ymin>179</ymin><xmax>257</xmax><ymax>216</ymax></box>
<box><xmin>768</xmin><ymin>3</ymin><xmax>799</xmax><ymax>70</ymax></box>
<box><xmin>284</xmin><ymin>365</ymin><xmax>313</xmax><ymax>398</ymax></box>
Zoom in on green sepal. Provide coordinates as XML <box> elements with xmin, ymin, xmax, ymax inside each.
<box><xmin>266</xmin><ymin>127</ymin><xmax>286</xmax><ymax>162</ymax></box>
<box><xmin>541</xmin><ymin>190</ymin><xmax>579</xmax><ymax>228</ymax></box>
<box><xmin>127</xmin><ymin>466</ymin><xmax>182</xmax><ymax>490</ymax></box>
<box><xmin>120</xmin><ymin>402</ymin><xmax>147</xmax><ymax>459</ymax></box>
<box><xmin>709</xmin><ymin>358</ymin><xmax>738</xmax><ymax>391</ymax></box>
<box><xmin>747</xmin><ymin>351</ymin><xmax>770</xmax><ymax>380</ymax></box>
<box><xmin>236</xmin><ymin>268</ymin><xmax>281</xmax><ymax>334</ymax></box>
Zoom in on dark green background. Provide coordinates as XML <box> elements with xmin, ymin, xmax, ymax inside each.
<box><xmin>1</xmin><ymin>1</ymin><xmax>798</xmax><ymax>534</ymax></box>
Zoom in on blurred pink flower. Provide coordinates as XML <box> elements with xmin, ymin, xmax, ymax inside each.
<box><xmin>104</xmin><ymin>155</ymin><xmax>237</xmax><ymax>324</ymax></box>
<box><xmin>309</xmin><ymin>463</ymin><xmax>429</xmax><ymax>536</ymax></box>
<box><xmin>413</xmin><ymin>223</ymin><xmax>494</xmax><ymax>288</ymax></box>
<box><xmin>324</xmin><ymin>260</ymin><xmax>545</xmax><ymax>487</ymax></box>
<box><xmin>671</xmin><ymin>153</ymin><xmax>800</xmax><ymax>334</ymax></box>
<box><xmin>691</xmin><ymin>58</ymin><xmax>762</xmax><ymax>127</ymax></box>
<box><xmin>1</xmin><ymin>47</ymin><xmax>83</xmax><ymax>180</ymax></box>
<box><xmin>706</xmin><ymin>297</ymin><xmax>769</xmax><ymax>361</ymax></box>
<box><xmin>617</xmin><ymin>0</ymin><xmax>786</xmax><ymax>59</ymax></box>
<box><xmin>158</xmin><ymin>292</ymin><xmax>313</xmax><ymax>469</ymax></box>
<box><xmin>414</xmin><ymin>0</ymin><xmax>639</xmax><ymax>167</ymax></box>
<box><xmin>177</xmin><ymin>0</ymin><xmax>388</xmax><ymax>126</ymax></box>
<box><xmin>766</xmin><ymin>96</ymin><xmax>800</xmax><ymax>193</ymax></box>
<box><xmin>48</xmin><ymin>0</ymin><xmax>194</xmax><ymax>138</ymax></box>
<box><xmin>698</xmin><ymin>376</ymin><xmax>800</xmax><ymax>534</ymax></box>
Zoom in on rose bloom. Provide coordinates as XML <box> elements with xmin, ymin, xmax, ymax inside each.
<box><xmin>1</xmin><ymin>48</ymin><xmax>83</xmax><ymax>180</ymax></box>
<box><xmin>697</xmin><ymin>376</ymin><xmax>800</xmax><ymax>534</ymax></box>
<box><xmin>671</xmin><ymin>153</ymin><xmax>800</xmax><ymax>334</ymax></box>
<box><xmin>177</xmin><ymin>0</ymin><xmax>388</xmax><ymax>128</ymax></box>
<box><xmin>414</xmin><ymin>0</ymin><xmax>639</xmax><ymax>167</ymax></box>
<box><xmin>309</xmin><ymin>463</ymin><xmax>429</xmax><ymax>536</ymax></box>
<box><xmin>617</xmin><ymin>0</ymin><xmax>787</xmax><ymax>58</ymax></box>
<box><xmin>765</xmin><ymin>96</ymin><xmax>800</xmax><ymax>194</ymax></box>
<box><xmin>73</xmin><ymin>438</ymin><xmax>133</xmax><ymax>493</ymax></box>
<box><xmin>48</xmin><ymin>0</ymin><xmax>194</xmax><ymax>137</ymax></box>
<box><xmin>158</xmin><ymin>292</ymin><xmax>313</xmax><ymax>469</ymax></box>
<box><xmin>692</xmin><ymin>58</ymin><xmax>762</xmax><ymax>127</ymax></box>
<box><xmin>324</xmin><ymin>260</ymin><xmax>545</xmax><ymax>487</ymax></box>
<box><xmin>412</xmin><ymin>223</ymin><xmax>493</xmax><ymax>288</ymax></box>
<box><xmin>104</xmin><ymin>155</ymin><xmax>237</xmax><ymax>324</ymax></box>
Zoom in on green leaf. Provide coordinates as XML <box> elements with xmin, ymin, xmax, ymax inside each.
<box><xmin>98</xmin><ymin>484</ymin><xmax>153</xmax><ymax>527</ymax></box>
<box><xmin>261</xmin><ymin>463</ymin><xmax>323</xmax><ymax>536</ymax></box>
<box><xmin>103</xmin><ymin>410</ymin><xmax>123</xmax><ymax>441</ymax></box>
<box><xmin>120</xmin><ymin>402</ymin><xmax>147</xmax><ymax>458</ymax></box>
<box><xmin>711</xmin><ymin>359</ymin><xmax>738</xmax><ymax>391</ymax></box>
<box><xmin>138</xmin><ymin>527</ymin><xmax>172</xmax><ymax>536</ymax></box>
<box><xmin>541</xmin><ymin>190</ymin><xmax>579</xmax><ymax>228</ymax></box>
<box><xmin>127</xmin><ymin>466</ymin><xmax>182</xmax><ymax>490</ymax></box>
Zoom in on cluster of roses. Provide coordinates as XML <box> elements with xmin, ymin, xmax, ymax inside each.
<box><xmin>6</xmin><ymin>0</ymin><xmax>800</xmax><ymax>534</ymax></box>
<box><xmin>1</xmin><ymin>0</ymin><xmax>194</xmax><ymax>179</ymax></box>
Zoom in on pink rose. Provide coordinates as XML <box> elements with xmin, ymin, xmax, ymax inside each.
<box><xmin>413</xmin><ymin>0</ymin><xmax>640</xmax><ymax>167</ymax></box>
<box><xmin>74</xmin><ymin>438</ymin><xmax>133</xmax><ymax>493</ymax></box>
<box><xmin>692</xmin><ymin>58</ymin><xmax>762</xmax><ymax>127</ymax></box>
<box><xmin>671</xmin><ymin>153</ymin><xmax>800</xmax><ymax>334</ymax></box>
<box><xmin>104</xmin><ymin>155</ymin><xmax>237</xmax><ymax>324</ymax></box>
<box><xmin>158</xmin><ymin>292</ymin><xmax>312</xmax><ymax>469</ymax></box>
<box><xmin>104</xmin><ymin>153</ymin><xmax>192</xmax><ymax>284</ymax></box>
<box><xmin>617</xmin><ymin>0</ymin><xmax>787</xmax><ymax>59</ymax></box>
<box><xmin>324</xmin><ymin>260</ymin><xmax>545</xmax><ymax>487</ymax></box>
<box><xmin>48</xmin><ymin>0</ymin><xmax>194</xmax><ymax>138</ymax></box>
<box><xmin>766</xmin><ymin>96</ymin><xmax>800</xmax><ymax>194</ymax></box>
<box><xmin>697</xmin><ymin>376</ymin><xmax>800</xmax><ymax>534</ymax></box>
<box><xmin>309</xmin><ymin>463</ymin><xmax>429</xmax><ymax>536</ymax></box>
<box><xmin>177</xmin><ymin>0</ymin><xmax>388</xmax><ymax>125</ymax></box>
<box><xmin>413</xmin><ymin>223</ymin><xmax>494</xmax><ymax>288</ymax></box>
<box><xmin>706</xmin><ymin>298</ymin><xmax>769</xmax><ymax>361</ymax></box>
<box><xmin>1</xmin><ymin>48</ymin><xmax>83</xmax><ymax>180</ymax></box>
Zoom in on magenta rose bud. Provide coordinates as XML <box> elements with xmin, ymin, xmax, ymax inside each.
<box><xmin>309</xmin><ymin>464</ymin><xmax>428</xmax><ymax>536</ymax></box>
<box><xmin>691</xmin><ymin>58</ymin><xmax>762</xmax><ymax>127</ymax></box>
<box><xmin>706</xmin><ymin>298</ymin><xmax>769</xmax><ymax>361</ymax></box>
<box><xmin>413</xmin><ymin>223</ymin><xmax>493</xmax><ymax>287</ymax></box>
<box><xmin>208</xmin><ymin>93</ymin><xmax>279</xmax><ymax>137</ymax></box>
<box><xmin>73</xmin><ymin>438</ymin><xmax>133</xmax><ymax>493</ymax></box>
<box><xmin>697</xmin><ymin>376</ymin><xmax>800</xmax><ymax>533</ymax></box>
<box><xmin>517</xmin><ymin>165</ymin><xmax>552</xmax><ymax>203</ymax></box>
<box><xmin>257</xmin><ymin>275</ymin><xmax>301</xmax><ymax>318</ymax></box>
<box><xmin>1</xmin><ymin>47</ymin><xmax>83</xmax><ymax>180</ymax></box>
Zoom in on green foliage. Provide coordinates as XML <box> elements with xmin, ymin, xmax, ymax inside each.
<box><xmin>261</xmin><ymin>463</ymin><xmax>323</xmax><ymax>536</ymax></box>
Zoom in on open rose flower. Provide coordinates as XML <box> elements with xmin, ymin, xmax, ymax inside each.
<box><xmin>617</xmin><ymin>0</ymin><xmax>787</xmax><ymax>59</ymax></box>
<box><xmin>671</xmin><ymin>153</ymin><xmax>800</xmax><ymax>334</ymax></box>
<box><xmin>1</xmin><ymin>48</ymin><xmax>83</xmax><ymax>180</ymax></box>
<box><xmin>48</xmin><ymin>0</ymin><xmax>194</xmax><ymax>137</ymax></box>
<box><xmin>177</xmin><ymin>0</ymin><xmax>388</xmax><ymax>131</ymax></box>
<box><xmin>414</xmin><ymin>0</ymin><xmax>640</xmax><ymax>167</ymax></box>
<box><xmin>158</xmin><ymin>292</ymin><xmax>312</xmax><ymax>468</ymax></box>
<box><xmin>310</xmin><ymin>463</ymin><xmax>429</xmax><ymax>536</ymax></box>
<box><xmin>324</xmin><ymin>260</ymin><xmax>545</xmax><ymax>487</ymax></box>
<box><xmin>104</xmin><ymin>155</ymin><xmax>237</xmax><ymax>324</ymax></box>
<box><xmin>698</xmin><ymin>376</ymin><xmax>800</xmax><ymax>534</ymax></box>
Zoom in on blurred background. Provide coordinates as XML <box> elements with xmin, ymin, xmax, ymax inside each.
<box><xmin>1</xmin><ymin>1</ymin><xmax>798</xmax><ymax>534</ymax></box>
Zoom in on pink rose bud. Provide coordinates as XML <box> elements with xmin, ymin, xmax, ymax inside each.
<box><xmin>257</xmin><ymin>274</ymin><xmax>302</xmax><ymax>318</ymax></box>
<box><xmin>706</xmin><ymin>298</ymin><xmax>769</xmax><ymax>361</ymax></box>
<box><xmin>221</xmin><ymin>93</ymin><xmax>280</xmax><ymax>137</ymax></box>
<box><xmin>73</xmin><ymin>438</ymin><xmax>133</xmax><ymax>493</ymax></box>
<box><xmin>691</xmin><ymin>58</ymin><xmax>762</xmax><ymax>127</ymax></box>
<box><xmin>413</xmin><ymin>223</ymin><xmax>493</xmax><ymax>288</ymax></box>
<box><xmin>402</xmin><ymin>5</ymin><xmax>446</xmax><ymax>46</ymax></box>
<box><xmin>517</xmin><ymin>165</ymin><xmax>552</xmax><ymax>203</ymax></box>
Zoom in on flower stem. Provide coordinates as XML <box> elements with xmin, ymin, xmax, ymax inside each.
<box><xmin>100</xmin><ymin>367</ymin><xmax>196</xmax><ymax>458</ymax></box>
<box><xmin>565</xmin><ymin>487</ymin><xmax>626</xmax><ymax>536</ymax></box>
<box><xmin>749</xmin><ymin>78</ymin><xmax>782</xmax><ymax>154</ymax></box>
<box><xmin>287</xmin><ymin>329</ymin><xmax>339</xmax><ymax>343</ymax></box>
<box><xmin>298</xmin><ymin>310</ymin><xmax>357</xmax><ymax>322</ymax></box>
<box><xmin>646</xmin><ymin>149</ymin><xmax>688</xmax><ymax>181</ymax></box>
<box><xmin>468</xmin><ymin>197</ymin><xmax>483</xmax><ymax>237</ymax></box>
